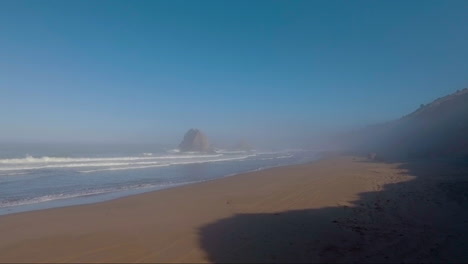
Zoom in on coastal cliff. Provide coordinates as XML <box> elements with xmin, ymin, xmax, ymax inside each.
<box><xmin>345</xmin><ymin>88</ymin><xmax>468</xmax><ymax>159</ymax></box>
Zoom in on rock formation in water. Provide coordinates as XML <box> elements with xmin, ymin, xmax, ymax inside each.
<box><xmin>179</xmin><ymin>129</ymin><xmax>211</xmax><ymax>152</ymax></box>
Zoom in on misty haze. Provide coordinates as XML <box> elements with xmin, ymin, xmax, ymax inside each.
<box><xmin>0</xmin><ymin>1</ymin><xmax>467</xmax><ymax>263</ymax></box>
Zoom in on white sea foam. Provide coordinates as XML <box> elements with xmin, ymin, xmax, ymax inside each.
<box><xmin>216</xmin><ymin>150</ymin><xmax>250</xmax><ymax>154</ymax></box>
<box><xmin>0</xmin><ymin>150</ymin><xmax>297</xmax><ymax>174</ymax></box>
<box><xmin>0</xmin><ymin>154</ymin><xmax>222</xmax><ymax>164</ymax></box>
<box><xmin>78</xmin><ymin>155</ymin><xmax>256</xmax><ymax>173</ymax></box>
<box><xmin>0</xmin><ymin>182</ymin><xmax>185</xmax><ymax>208</ymax></box>
<box><xmin>0</xmin><ymin>171</ymin><xmax>30</xmax><ymax>176</ymax></box>
<box><xmin>0</xmin><ymin>153</ymin><xmax>255</xmax><ymax>172</ymax></box>
<box><xmin>0</xmin><ymin>190</ymin><xmax>115</xmax><ymax>208</ymax></box>
<box><xmin>79</xmin><ymin>164</ymin><xmax>172</xmax><ymax>173</ymax></box>
<box><xmin>0</xmin><ymin>161</ymin><xmax>165</xmax><ymax>171</ymax></box>
<box><xmin>259</xmin><ymin>154</ymin><xmax>294</xmax><ymax>160</ymax></box>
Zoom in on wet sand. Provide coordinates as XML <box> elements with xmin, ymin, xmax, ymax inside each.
<box><xmin>0</xmin><ymin>155</ymin><xmax>467</xmax><ymax>263</ymax></box>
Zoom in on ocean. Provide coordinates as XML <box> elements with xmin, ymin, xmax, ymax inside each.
<box><xmin>0</xmin><ymin>143</ymin><xmax>319</xmax><ymax>215</ymax></box>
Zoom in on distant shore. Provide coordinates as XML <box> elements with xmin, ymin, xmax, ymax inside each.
<box><xmin>0</xmin><ymin>154</ymin><xmax>466</xmax><ymax>263</ymax></box>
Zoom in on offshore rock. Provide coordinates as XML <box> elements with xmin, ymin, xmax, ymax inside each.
<box><xmin>179</xmin><ymin>129</ymin><xmax>211</xmax><ymax>152</ymax></box>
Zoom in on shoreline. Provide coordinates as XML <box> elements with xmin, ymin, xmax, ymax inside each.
<box><xmin>0</xmin><ymin>154</ymin><xmax>466</xmax><ymax>262</ymax></box>
<box><xmin>0</xmin><ymin>152</ymin><xmax>323</xmax><ymax>217</ymax></box>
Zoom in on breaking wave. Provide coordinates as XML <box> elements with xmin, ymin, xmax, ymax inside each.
<box><xmin>79</xmin><ymin>155</ymin><xmax>255</xmax><ymax>173</ymax></box>
<box><xmin>0</xmin><ymin>153</ymin><xmax>255</xmax><ymax>172</ymax></box>
<box><xmin>0</xmin><ymin>154</ymin><xmax>222</xmax><ymax>164</ymax></box>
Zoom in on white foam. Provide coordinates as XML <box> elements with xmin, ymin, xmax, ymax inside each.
<box><xmin>79</xmin><ymin>164</ymin><xmax>171</xmax><ymax>173</ymax></box>
<box><xmin>0</xmin><ymin>182</ymin><xmax>180</xmax><ymax>208</ymax></box>
<box><xmin>0</xmin><ymin>171</ymin><xmax>29</xmax><ymax>176</ymax></box>
<box><xmin>0</xmin><ymin>191</ymin><xmax>113</xmax><ymax>208</ymax></box>
<box><xmin>0</xmin><ymin>153</ymin><xmax>255</xmax><ymax>172</ymax></box>
<box><xmin>258</xmin><ymin>154</ymin><xmax>294</xmax><ymax>160</ymax></box>
<box><xmin>78</xmin><ymin>155</ymin><xmax>256</xmax><ymax>173</ymax></box>
<box><xmin>0</xmin><ymin>154</ymin><xmax>222</xmax><ymax>164</ymax></box>
<box><xmin>0</xmin><ymin>161</ymin><xmax>165</xmax><ymax>171</ymax></box>
<box><xmin>216</xmin><ymin>150</ymin><xmax>250</xmax><ymax>154</ymax></box>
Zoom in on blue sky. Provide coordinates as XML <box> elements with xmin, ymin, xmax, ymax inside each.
<box><xmin>1</xmin><ymin>0</ymin><xmax>467</xmax><ymax>146</ymax></box>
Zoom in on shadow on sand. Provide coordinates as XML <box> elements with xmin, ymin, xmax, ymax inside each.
<box><xmin>198</xmin><ymin>157</ymin><xmax>468</xmax><ymax>263</ymax></box>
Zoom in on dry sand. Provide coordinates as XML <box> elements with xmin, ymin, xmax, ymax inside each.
<box><xmin>0</xmin><ymin>155</ymin><xmax>467</xmax><ymax>263</ymax></box>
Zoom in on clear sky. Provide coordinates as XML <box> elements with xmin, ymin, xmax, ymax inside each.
<box><xmin>1</xmin><ymin>0</ymin><xmax>467</xmax><ymax>146</ymax></box>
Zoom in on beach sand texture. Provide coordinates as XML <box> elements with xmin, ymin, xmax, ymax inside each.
<box><xmin>0</xmin><ymin>155</ymin><xmax>467</xmax><ymax>263</ymax></box>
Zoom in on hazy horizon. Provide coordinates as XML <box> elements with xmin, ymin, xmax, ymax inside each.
<box><xmin>1</xmin><ymin>0</ymin><xmax>467</xmax><ymax>148</ymax></box>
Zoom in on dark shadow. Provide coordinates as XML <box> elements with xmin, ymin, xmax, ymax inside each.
<box><xmin>198</xmin><ymin>156</ymin><xmax>468</xmax><ymax>263</ymax></box>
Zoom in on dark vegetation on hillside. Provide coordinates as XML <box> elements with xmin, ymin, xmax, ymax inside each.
<box><xmin>346</xmin><ymin>88</ymin><xmax>468</xmax><ymax>160</ymax></box>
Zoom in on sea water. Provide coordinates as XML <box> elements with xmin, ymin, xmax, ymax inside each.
<box><xmin>0</xmin><ymin>143</ymin><xmax>319</xmax><ymax>215</ymax></box>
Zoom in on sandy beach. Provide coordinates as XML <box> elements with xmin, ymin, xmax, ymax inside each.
<box><xmin>0</xmin><ymin>155</ymin><xmax>467</xmax><ymax>263</ymax></box>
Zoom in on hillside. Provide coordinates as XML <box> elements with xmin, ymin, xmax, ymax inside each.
<box><xmin>347</xmin><ymin>88</ymin><xmax>468</xmax><ymax>160</ymax></box>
